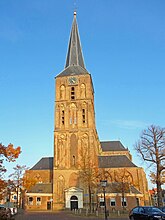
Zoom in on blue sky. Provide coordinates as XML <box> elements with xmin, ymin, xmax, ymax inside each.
<box><xmin>0</xmin><ymin>1</ymin><xmax>165</xmax><ymax>187</ymax></box>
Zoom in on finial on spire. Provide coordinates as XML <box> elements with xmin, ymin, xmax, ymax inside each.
<box><xmin>74</xmin><ymin>0</ymin><xmax>77</xmax><ymax>16</ymax></box>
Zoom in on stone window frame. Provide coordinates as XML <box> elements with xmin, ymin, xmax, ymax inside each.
<box><xmin>121</xmin><ymin>197</ymin><xmax>127</xmax><ymax>207</ymax></box>
<box><xmin>36</xmin><ymin>197</ymin><xmax>42</xmax><ymax>206</ymax></box>
<box><xmin>28</xmin><ymin>197</ymin><xmax>33</xmax><ymax>205</ymax></box>
<box><xmin>110</xmin><ymin>198</ymin><xmax>116</xmax><ymax>207</ymax></box>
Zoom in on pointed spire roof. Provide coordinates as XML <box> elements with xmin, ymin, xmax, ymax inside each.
<box><xmin>56</xmin><ymin>12</ymin><xmax>89</xmax><ymax>78</ymax></box>
<box><xmin>65</xmin><ymin>11</ymin><xmax>85</xmax><ymax>69</ymax></box>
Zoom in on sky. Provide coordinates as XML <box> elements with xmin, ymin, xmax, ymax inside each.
<box><xmin>0</xmin><ymin>0</ymin><xmax>165</xmax><ymax>188</ymax></box>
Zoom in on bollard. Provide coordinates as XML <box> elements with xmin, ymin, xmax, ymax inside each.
<box><xmin>86</xmin><ymin>208</ymin><xmax>88</xmax><ymax>216</ymax></box>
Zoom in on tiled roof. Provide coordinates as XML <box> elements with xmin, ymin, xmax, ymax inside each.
<box><xmin>57</xmin><ymin>12</ymin><xmax>88</xmax><ymax>78</ymax></box>
<box><xmin>65</xmin><ymin>12</ymin><xmax>85</xmax><ymax>69</ymax></box>
<box><xmin>30</xmin><ymin>157</ymin><xmax>53</xmax><ymax>170</ymax></box>
<box><xmin>30</xmin><ymin>154</ymin><xmax>136</xmax><ymax>171</ymax></box>
<box><xmin>100</xmin><ymin>141</ymin><xmax>127</xmax><ymax>152</ymax></box>
<box><xmin>56</xmin><ymin>65</ymin><xmax>89</xmax><ymax>77</ymax></box>
<box><xmin>98</xmin><ymin>182</ymin><xmax>141</xmax><ymax>194</ymax></box>
<box><xmin>98</xmin><ymin>155</ymin><xmax>137</xmax><ymax>168</ymax></box>
<box><xmin>27</xmin><ymin>183</ymin><xmax>53</xmax><ymax>193</ymax></box>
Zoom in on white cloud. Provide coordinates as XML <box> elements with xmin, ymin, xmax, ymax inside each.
<box><xmin>111</xmin><ymin>119</ymin><xmax>149</xmax><ymax>130</ymax></box>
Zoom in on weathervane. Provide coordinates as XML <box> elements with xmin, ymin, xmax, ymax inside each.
<box><xmin>74</xmin><ymin>0</ymin><xmax>77</xmax><ymax>14</ymax></box>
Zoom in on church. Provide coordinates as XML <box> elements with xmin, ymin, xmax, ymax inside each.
<box><xmin>25</xmin><ymin>12</ymin><xmax>150</xmax><ymax>211</ymax></box>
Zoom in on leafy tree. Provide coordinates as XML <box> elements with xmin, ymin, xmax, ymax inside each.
<box><xmin>135</xmin><ymin>125</ymin><xmax>165</xmax><ymax>207</ymax></box>
<box><xmin>0</xmin><ymin>143</ymin><xmax>21</xmax><ymax>177</ymax></box>
<box><xmin>22</xmin><ymin>171</ymin><xmax>38</xmax><ymax>191</ymax></box>
<box><xmin>0</xmin><ymin>179</ymin><xmax>7</xmax><ymax>200</ymax></box>
<box><xmin>0</xmin><ymin>143</ymin><xmax>21</xmax><ymax>201</ymax></box>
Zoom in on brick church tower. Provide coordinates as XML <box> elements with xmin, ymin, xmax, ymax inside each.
<box><xmin>25</xmin><ymin>11</ymin><xmax>150</xmax><ymax>211</ymax></box>
<box><xmin>53</xmin><ymin>12</ymin><xmax>100</xmax><ymax>210</ymax></box>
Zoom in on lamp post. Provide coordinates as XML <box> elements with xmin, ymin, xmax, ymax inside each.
<box><xmin>100</xmin><ymin>180</ymin><xmax>107</xmax><ymax>220</ymax></box>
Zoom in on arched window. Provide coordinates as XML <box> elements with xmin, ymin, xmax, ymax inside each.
<box><xmin>60</xmin><ymin>85</ymin><xmax>65</xmax><ymax>100</ymax></box>
<box><xmin>57</xmin><ymin>175</ymin><xmax>65</xmax><ymax>202</ymax></box>
<box><xmin>82</xmin><ymin>102</ymin><xmax>87</xmax><ymax>124</ymax></box>
<box><xmin>62</xmin><ymin>110</ymin><xmax>65</xmax><ymax>125</ymax></box>
<box><xmin>82</xmin><ymin>108</ymin><xmax>86</xmax><ymax>123</ymax></box>
<box><xmin>61</xmin><ymin>105</ymin><xmax>65</xmax><ymax>125</ymax></box>
<box><xmin>70</xmin><ymin>134</ymin><xmax>77</xmax><ymax>167</ymax></box>
<box><xmin>80</xmin><ymin>83</ymin><xmax>86</xmax><ymax>98</ymax></box>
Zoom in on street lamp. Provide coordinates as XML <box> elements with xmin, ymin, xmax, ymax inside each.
<box><xmin>100</xmin><ymin>180</ymin><xmax>107</xmax><ymax>220</ymax></box>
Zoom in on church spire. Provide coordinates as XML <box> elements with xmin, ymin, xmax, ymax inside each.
<box><xmin>65</xmin><ymin>11</ymin><xmax>85</xmax><ymax>69</ymax></box>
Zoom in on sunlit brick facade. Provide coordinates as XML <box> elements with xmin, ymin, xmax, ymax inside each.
<box><xmin>25</xmin><ymin>12</ymin><xmax>150</xmax><ymax>211</ymax></box>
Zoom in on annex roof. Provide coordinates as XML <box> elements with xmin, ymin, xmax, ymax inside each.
<box><xmin>100</xmin><ymin>141</ymin><xmax>127</xmax><ymax>152</ymax></box>
<box><xmin>27</xmin><ymin>183</ymin><xmax>53</xmax><ymax>193</ymax></box>
<box><xmin>98</xmin><ymin>182</ymin><xmax>141</xmax><ymax>194</ymax></box>
<box><xmin>30</xmin><ymin>157</ymin><xmax>53</xmax><ymax>170</ymax></box>
<box><xmin>98</xmin><ymin>155</ymin><xmax>137</xmax><ymax>168</ymax></box>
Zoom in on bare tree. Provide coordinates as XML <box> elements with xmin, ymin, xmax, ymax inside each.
<box><xmin>9</xmin><ymin>165</ymin><xmax>28</xmax><ymax>208</ymax></box>
<box><xmin>135</xmin><ymin>125</ymin><xmax>165</xmax><ymax>207</ymax></box>
<box><xmin>78</xmin><ymin>147</ymin><xmax>99</xmax><ymax>212</ymax></box>
<box><xmin>114</xmin><ymin>169</ymin><xmax>133</xmax><ymax>210</ymax></box>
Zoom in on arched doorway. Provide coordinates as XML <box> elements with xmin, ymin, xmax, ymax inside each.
<box><xmin>70</xmin><ymin>195</ymin><xmax>78</xmax><ymax>210</ymax></box>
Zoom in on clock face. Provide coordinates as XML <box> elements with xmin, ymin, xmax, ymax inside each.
<box><xmin>68</xmin><ymin>77</ymin><xmax>78</xmax><ymax>85</ymax></box>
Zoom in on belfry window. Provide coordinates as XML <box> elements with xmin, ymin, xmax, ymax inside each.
<box><xmin>62</xmin><ymin>110</ymin><xmax>65</xmax><ymax>125</ymax></box>
<box><xmin>71</xmin><ymin>87</ymin><xmax>75</xmax><ymax>100</ymax></box>
<box><xmin>82</xmin><ymin>108</ymin><xmax>86</xmax><ymax>123</ymax></box>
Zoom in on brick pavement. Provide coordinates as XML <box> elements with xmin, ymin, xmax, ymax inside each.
<box><xmin>14</xmin><ymin>210</ymin><xmax>129</xmax><ymax>220</ymax></box>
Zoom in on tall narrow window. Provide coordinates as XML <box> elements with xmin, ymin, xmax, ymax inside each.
<box><xmin>60</xmin><ymin>85</ymin><xmax>65</xmax><ymax>100</ymax></box>
<box><xmin>28</xmin><ymin>197</ymin><xmax>33</xmax><ymax>205</ymax></box>
<box><xmin>136</xmin><ymin>198</ymin><xmax>139</xmax><ymax>206</ymax></box>
<box><xmin>71</xmin><ymin>87</ymin><xmax>75</xmax><ymax>100</ymax></box>
<box><xmin>36</xmin><ymin>197</ymin><xmax>41</xmax><ymax>205</ymax></box>
<box><xmin>73</xmin><ymin>155</ymin><xmax>75</xmax><ymax>166</ymax></box>
<box><xmin>62</xmin><ymin>110</ymin><xmax>65</xmax><ymax>125</ymax></box>
<box><xmin>110</xmin><ymin>198</ymin><xmax>116</xmax><ymax>207</ymax></box>
<box><xmin>82</xmin><ymin>108</ymin><xmax>86</xmax><ymax>123</ymax></box>
<box><xmin>121</xmin><ymin>198</ymin><xmax>127</xmax><ymax>207</ymax></box>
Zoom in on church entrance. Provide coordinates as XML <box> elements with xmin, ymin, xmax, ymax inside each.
<box><xmin>70</xmin><ymin>195</ymin><xmax>78</xmax><ymax>210</ymax></box>
<box><xmin>65</xmin><ymin>187</ymin><xmax>83</xmax><ymax>209</ymax></box>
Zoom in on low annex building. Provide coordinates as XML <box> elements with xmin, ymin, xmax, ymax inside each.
<box><xmin>25</xmin><ymin>12</ymin><xmax>150</xmax><ymax>211</ymax></box>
